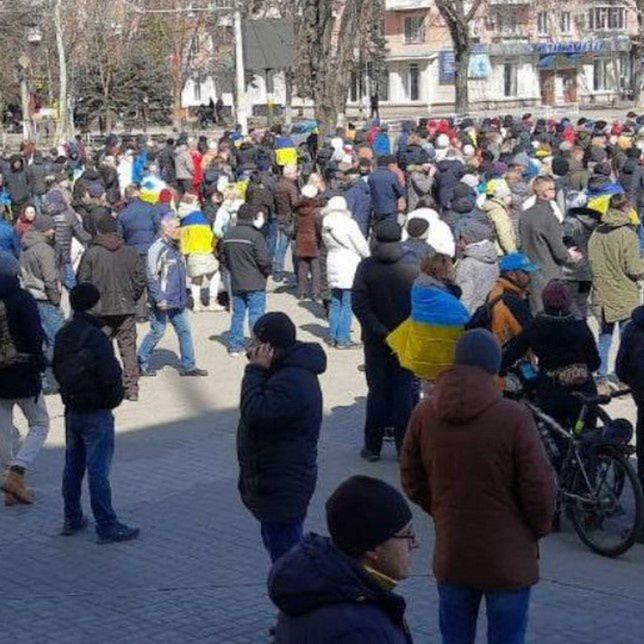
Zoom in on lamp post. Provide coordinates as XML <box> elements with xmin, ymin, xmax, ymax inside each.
<box><xmin>17</xmin><ymin>54</ymin><xmax>31</xmax><ymax>140</ymax></box>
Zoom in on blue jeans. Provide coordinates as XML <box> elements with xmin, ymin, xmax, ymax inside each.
<box><xmin>328</xmin><ymin>288</ymin><xmax>353</xmax><ymax>344</ymax></box>
<box><xmin>266</xmin><ymin>220</ymin><xmax>278</xmax><ymax>258</ymax></box>
<box><xmin>598</xmin><ymin>315</ymin><xmax>627</xmax><ymax>379</ymax></box>
<box><xmin>274</xmin><ymin>228</ymin><xmax>290</xmax><ymax>276</ymax></box>
<box><xmin>438</xmin><ymin>584</ymin><xmax>531</xmax><ymax>644</ymax></box>
<box><xmin>229</xmin><ymin>291</ymin><xmax>266</xmax><ymax>352</ymax></box>
<box><xmin>62</xmin><ymin>409</ymin><xmax>118</xmax><ymax>533</ymax></box>
<box><xmin>61</xmin><ymin>263</ymin><xmax>77</xmax><ymax>291</ymax></box>
<box><xmin>138</xmin><ymin>307</ymin><xmax>196</xmax><ymax>371</ymax></box>
<box><xmin>37</xmin><ymin>301</ymin><xmax>64</xmax><ymax>351</ymax></box>
<box><xmin>260</xmin><ymin>520</ymin><xmax>304</xmax><ymax>563</ymax></box>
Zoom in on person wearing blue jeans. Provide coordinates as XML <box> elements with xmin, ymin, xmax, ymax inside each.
<box><xmin>438</xmin><ymin>584</ymin><xmax>531</xmax><ymax>644</ymax></box>
<box><xmin>273</xmin><ymin>227</ymin><xmax>290</xmax><ymax>280</ymax></box>
<box><xmin>597</xmin><ymin>314</ymin><xmax>627</xmax><ymax>384</ymax></box>
<box><xmin>260</xmin><ymin>520</ymin><xmax>304</xmax><ymax>563</ymax></box>
<box><xmin>229</xmin><ymin>291</ymin><xmax>266</xmax><ymax>354</ymax></box>
<box><xmin>328</xmin><ymin>288</ymin><xmax>357</xmax><ymax>348</ymax></box>
<box><xmin>37</xmin><ymin>301</ymin><xmax>65</xmax><ymax>393</ymax></box>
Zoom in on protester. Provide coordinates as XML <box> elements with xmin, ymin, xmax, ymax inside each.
<box><xmin>14</xmin><ymin>204</ymin><xmax>36</xmax><ymax>239</ymax></box>
<box><xmin>0</xmin><ymin>209</ymin><xmax>20</xmax><ymax>258</ymax></box>
<box><xmin>53</xmin><ymin>283</ymin><xmax>139</xmax><ymax>544</ymax></box>
<box><xmin>269</xmin><ymin>476</ymin><xmax>416</xmax><ymax>643</ymax></box>
<box><xmin>274</xmin><ymin>164</ymin><xmax>300</xmax><ymax>281</ymax></box>
<box><xmin>401</xmin><ymin>218</ymin><xmax>434</xmax><ymax>264</ymax></box>
<box><xmin>294</xmin><ymin>184</ymin><xmax>322</xmax><ymax>301</ymax></box>
<box><xmin>237</xmin><ymin>312</ymin><xmax>326</xmax><ymax>562</ymax></box>
<box><xmin>368</xmin><ymin>155</ymin><xmax>405</xmax><ymax>223</ymax></box>
<box><xmin>401</xmin><ymin>329</ymin><xmax>555</xmax><ymax>644</ymax></box>
<box><xmin>483</xmin><ymin>183</ymin><xmax>517</xmax><ymax>256</ymax></box>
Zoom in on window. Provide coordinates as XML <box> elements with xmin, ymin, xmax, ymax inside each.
<box><xmin>404</xmin><ymin>16</ymin><xmax>425</xmax><ymax>44</ymax></box>
<box><xmin>193</xmin><ymin>81</ymin><xmax>201</xmax><ymax>102</ymax></box>
<box><xmin>377</xmin><ymin>68</ymin><xmax>390</xmax><ymax>102</ymax></box>
<box><xmin>588</xmin><ymin>7</ymin><xmax>626</xmax><ymax>31</ymax></box>
<box><xmin>503</xmin><ymin>63</ymin><xmax>518</xmax><ymax>97</ymax></box>
<box><xmin>537</xmin><ymin>11</ymin><xmax>548</xmax><ymax>36</ymax></box>
<box><xmin>409</xmin><ymin>64</ymin><xmax>420</xmax><ymax>101</ymax></box>
<box><xmin>593</xmin><ymin>58</ymin><xmax>611</xmax><ymax>91</ymax></box>
<box><xmin>560</xmin><ymin>11</ymin><xmax>571</xmax><ymax>35</ymax></box>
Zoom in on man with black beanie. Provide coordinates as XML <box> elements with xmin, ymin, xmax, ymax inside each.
<box><xmin>237</xmin><ymin>312</ymin><xmax>326</xmax><ymax>564</ymax></box>
<box><xmin>268</xmin><ymin>475</ymin><xmax>416</xmax><ymax>643</ymax></box>
<box><xmin>352</xmin><ymin>220</ymin><xmax>419</xmax><ymax>461</ymax></box>
<box><xmin>53</xmin><ymin>283</ymin><xmax>139</xmax><ymax>544</ymax></box>
<box><xmin>77</xmin><ymin>213</ymin><xmax>146</xmax><ymax>401</ymax></box>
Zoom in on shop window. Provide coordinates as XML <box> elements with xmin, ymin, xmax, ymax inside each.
<box><xmin>503</xmin><ymin>63</ymin><xmax>518</xmax><ymax>97</ymax></box>
<box><xmin>588</xmin><ymin>7</ymin><xmax>626</xmax><ymax>31</ymax></box>
<box><xmin>404</xmin><ymin>16</ymin><xmax>425</xmax><ymax>44</ymax></box>
<box><xmin>593</xmin><ymin>58</ymin><xmax>611</xmax><ymax>91</ymax></box>
<box><xmin>409</xmin><ymin>64</ymin><xmax>420</xmax><ymax>101</ymax></box>
<box><xmin>560</xmin><ymin>11</ymin><xmax>572</xmax><ymax>35</ymax></box>
<box><xmin>537</xmin><ymin>11</ymin><xmax>548</xmax><ymax>36</ymax></box>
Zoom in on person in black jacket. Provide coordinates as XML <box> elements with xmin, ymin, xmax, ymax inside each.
<box><xmin>53</xmin><ymin>283</ymin><xmax>139</xmax><ymax>544</ymax></box>
<box><xmin>26</xmin><ymin>152</ymin><xmax>49</xmax><ymax>213</ymax></box>
<box><xmin>4</xmin><ymin>155</ymin><xmax>30</xmax><ymax>217</ymax></box>
<box><xmin>77</xmin><ymin>214</ymin><xmax>146</xmax><ymax>401</ymax></box>
<box><xmin>0</xmin><ymin>252</ymin><xmax>49</xmax><ymax>506</ymax></box>
<box><xmin>220</xmin><ymin>203</ymin><xmax>272</xmax><ymax>356</ymax></box>
<box><xmin>269</xmin><ymin>476</ymin><xmax>416</xmax><ymax>644</ymax></box>
<box><xmin>238</xmin><ymin>312</ymin><xmax>326</xmax><ymax>563</ymax></box>
<box><xmin>352</xmin><ymin>220</ymin><xmax>419</xmax><ymax>460</ymax></box>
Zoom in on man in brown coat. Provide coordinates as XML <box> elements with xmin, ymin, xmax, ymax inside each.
<box><xmin>400</xmin><ymin>328</ymin><xmax>554</xmax><ymax>644</ymax></box>
<box><xmin>273</xmin><ymin>164</ymin><xmax>300</xmax><ymax>281</ymax></box>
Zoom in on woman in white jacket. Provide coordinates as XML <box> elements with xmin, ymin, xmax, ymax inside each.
<box><xmin>321</xmin><ymin>196</ymin><xmax>370</xmax><ymax>349</ymax></box>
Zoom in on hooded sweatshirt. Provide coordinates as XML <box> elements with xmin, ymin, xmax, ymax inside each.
<box><xmin>455</xmin><ymin>240</ymin><xmax>500</xmax><ymax>313</ymax></box>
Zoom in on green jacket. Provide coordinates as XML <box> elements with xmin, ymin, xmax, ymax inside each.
<box><xmin>483</xmin><ymin>198</ymin><xmax>517</xmax><ymax>256</ymax></box>
<box><xmin>588</xmin><ymin>209</ymin><xmax>644</xmax><ymax>323</ymax></box>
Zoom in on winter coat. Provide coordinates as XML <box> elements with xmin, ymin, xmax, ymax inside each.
<box><xmin>483</xmin><ymin>198</ymin><xmax>517</xmax><ymax>255</ymax></box>
<box><xmin>246</xmin><ymin>183</ymin><xmax>276</xmax><ymax>220</ymax></box>
<box><xmin>0</xmin><ymin>218</ymin><xmax>21</xmax><ymax>258</ymax></box>
<box><xmin>72</xmin><ymin>168</ymin><xmax>105</xmax><ymax>206</ymax></box>
<box><xmin>405</xmin><ymin>208</ymin><xmax>456</xmax><ymax>258</ymax></box>
<box><xmin>53</xmin><ymin>312</ymin><xmax>124</xmax><ymax>411</ymax></box>
<box><xmin>220</xmin><ymin>221</ymin><xmax>272</xmax><ymax>295</ymax></box>
<box><xmin>274</xmin><ymin>177</ymin><xmax>300</xmax><ymax>229</ymax></box>
<box><xmin>270</xmin><ymin>534</ymin><xmax>413</xmax><ymax>644</ymax></box>
<box><xmin>0</xmin><ymin>275</ymin><xmax>46</xmax><ymax>399</ymax></box>
<box><xmin>14</xmin><ymin>214</ymin><xmax>33</xmax><ymax>240</ymax></box>
<box><xmin>562</xmin><ymin>207</ymin><xmax>601</xmax><ymax>283</ymax></box>
<box><xmin>445</xmin><ymin>199</ymin><xmax>494</xmax><ymax>242</ymax></box>
<box><xmin>146</xmin><ymin>236</ymin><xmax>189</xmax><ymax>310</ymax></box>
<box><xmin>26</xmin><ymin>156</ymin><xmax>49</xmax><ymax>196</ymax></box>
<box><xmin>400</xmin><ymin>365</ymin><xmax>555</xmax><ymax>591</ymax></box>
<box><xmin>322</xmin><ymin>210</ymin><xmax>370</xmax><ymax>290</ymax></box>
<box><xmin>117</xmin><ymin>198</ymin><xmax>161</xmax><ymax>256</ymax></box>
<box><xmin>508</xmin><ymin>180</ymin><xmax>531</xmax><ymax>239</ymax></box>
<box><xmin>45</xmin><ymin>189</ymin><xmax>91</xmax><ymax>266</ymax></box>
<box><xmin>372</xmin><ymin>132</ymin><xmax>391</xmax><ymax>158</ymax></box>
<box><xmin>616</xmin><ymin>305</ymin><xmax>644</xmax><ymax>393</ymax></box>
<box><xmin>352</xmin><ymin>241</ymin><xmax>419</xmax><ymax>345</ymax></box>
<box><xmin>620</xmin><ymin>161</ymin><xmax>644</xmax><ymax>212</ymax></box>
<box><xmin>455</xmin><ymin>240</ymin><xmax>500</xmax><ymax>313</ymax></box>
<box><xmin>368</xmin><ymin>167</ymin><xmax>404</xmax><ymax>220</ymax></box>
<box><xmin>434</xmin><ymin>159</ymin><xmax>465</xmax><ymax>211</ymax></box>
<box><xmin>19</xmin><ymin>231</ymin><xmax>60</xmax><ymax>305</ymax></box>
<box><xmin>294</xmin><ymin>198</ymin><xmax>321</xmax><ymax>259</ymax></box>
<box><xmin>588</xmin><ymin>208</ymin><xmax>644</xmax><ymax>323</ymax></box>
<box><xmin>76</xmin><ymin>233</ymin><xmax>146</xmax><ymax>317</ymax></box>
<box><xmin>237</xmin><ymin>342</ymin><xmax>326</xmax><ymax>523</ymax></box>
<box><xmin>398</xmin><ymin>143</ymin><xmax>428</xmax><ymax>172</ymax></box>
<box><xmin>401</xmin><ymin>237</ymin><xmax>434</xmax><ymax>264</ymax></box>
<box><xmin>487</xmin><ymin>276</ymin><xmax>533</xmax><ymax>347</ymax></box>
<box><xmin>157</xmin><ymin>144</ymin><xmax>176</xmax><ymax>185</ymax></box>
<box><xmin>4</xmin><ymin>159</ymin><xmax>30</xmax><ymax>205</ymax></box>
<box><xmin>407</xmin><ymin>170</ymin><xmax>434</xmax><ymax>213</ymax></box>
<box><xmin>344</xmin><ymin>177</ymin><xmax>373</xmax><ymax>238</ymax></box>
<box><xmin>568</xmin><ymin>157</ymin><xmax>589</xmax><ymax>192</ymax></box>
<box><xmin>519</xmin><ymin>199</ymin><xmax>570</xmax><ymax>312</ymax></box>
<box><xmin>174</xmin><ymin>145</ymin><xmax>194</xmax><ymax>181</ymax></box>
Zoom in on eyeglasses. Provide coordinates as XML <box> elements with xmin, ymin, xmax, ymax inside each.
<box><xmin>392</xmin><ymin>529</ymin><xmax>419</xmax><ymax>547</ymax></box>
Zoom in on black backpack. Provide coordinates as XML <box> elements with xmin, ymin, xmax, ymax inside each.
<box><xmin>465</xmin><ymin>295</ymin><xmax>504</xmax><ymax>331</ymax></box>
<box><xmin>54</xmin><ymin>327</ymin><xmax>100</xmax><ymax>407</ymax></box>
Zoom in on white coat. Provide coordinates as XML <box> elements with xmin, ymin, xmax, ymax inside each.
<box><xmin>403</xmin><ymin>208</ymin><xmax>456</xmax><ymax>258</ymax></box>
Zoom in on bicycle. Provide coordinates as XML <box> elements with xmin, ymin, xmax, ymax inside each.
<box><xmin>506</xmin><ymin>373</ymin><xmax>643</xmax><ymax>557</ymax></box>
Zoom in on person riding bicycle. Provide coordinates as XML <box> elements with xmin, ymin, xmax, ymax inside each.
<box><xmin>500</xmin><ymin>280</ymin><xmax>600</xmax><ymax>461</ymax></box>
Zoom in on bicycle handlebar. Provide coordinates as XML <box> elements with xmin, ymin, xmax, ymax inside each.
<box><xmin>572</xmin><ymin>389</ymin><xmax>632</xmax><ymax>406</ymax></box>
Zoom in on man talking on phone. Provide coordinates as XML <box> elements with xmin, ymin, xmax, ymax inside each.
<box><xmin>237</xmin><ymin>312</ymin><xmax>327</xmax><ymax>563</ymax></box>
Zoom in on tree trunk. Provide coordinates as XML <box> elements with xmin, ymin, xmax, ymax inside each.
<box><xmin>454</xmin><ymin>47</ymin><xmax>470</xmax><ymax>114</ymax></box>
<box><xmin>54</xmin><ymin>0</ymin><xmax>69</xmax><ymax>140</ymax></box>
<box><xmin>284</xmin><ymin>68</ymin><xmax>293</xmax><ymax>127</ymax></box>
<box><xmin>173</xmin><ymin>84</ymin><xmax>183</xmax><ymax>130</ymax></box>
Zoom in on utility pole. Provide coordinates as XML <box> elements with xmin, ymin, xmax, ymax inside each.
<box><xmin>54</xmin><ymin>0</ymin><xmax>69</xmax><ymax>140</ymax></box>
<box><xmin>17</xmin><ymin>54</ymin><xmax>31</xmax><ymax>140</ymax></box>
<box><xmin>233</xmin><ymin>6</ymin><xmax>248</xmax><ymax>134</ymax></box>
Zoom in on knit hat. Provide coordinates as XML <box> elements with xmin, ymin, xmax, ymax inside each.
<box><xmin>551</xmin><ymin>156</ymin><xmax>570</xmax><ymax>177</ymax></box>
<box><xmin>406</xmin><ymin>217</ymin><xmax>429</xmax><ymax>238</ymax></box>
<box><xmin>0</xmin><ymin>251</ymin><xmax>19</xmax><ymax>277</ymax></box>
<box><xmin>301</xmin><ymin>184</ymin><xmax>319</xmax><ymax>199</ymax></box>
<box><xmin>69</xmin><ymin>283</ymin><xmax>100</xmax><ymax>313</ymax></box>
<box><xmin>458</xmin><ymin>219</ymin><xmax>491</xmax><ymax>245</ymax></box>
<box><xmin>237</xmin><ymin>203</ymin><xmax>259</xmax><ymax>222</ymax></box>
<box><xmin>377</xmin><ymin>154</ymin><xmax>396</xmax><ymax>167</ymax></box>
<box><xmin>454</xmin><ymin>329</ymin><xmax>502</xmax><ymax>375</ymax></box>
<box><xmin>96</xmin><ymin>213</ymin><xmax>118</xmax><ymax>234</ymax></box>
<box><xmin>253</xmin><ymin>312</ymin><xmax>296</xmax><ymax>350</ymax></box>
<box><xmin>542</xmin><ymin>279</ymin><xmax>572</xmax><ymax>315</ymax></box>
<box><xmin>33</xmin><ymin>214</ymin><xmax>55</xmax><ymax>233</ymax></box>
<box><xmin>87</xmin><ymin>183</ymin><xmax>105</xmax><ymax>199</ymax></box>
<box><xmin>460</xmin><ymin>174</ymin><xmax>480</xmax><ymax>189</ymax></box>
<box><xmin>326</xmin><ymin>476</ymin><xmax>413</xmax><ymax>557</ymax></box>
<box><xmin>322</xmin><ymin>196</ymin><xmax>350</xmax><ymax>217</ymax></box>
<box><xmin>594</xmin><ymin>162</ymin><xmax>612</xmax><ymax>177</ymax></box>
<box><xmin>158</xmin><ymin>188</ymin><xmax>174</xmax><ymax>204</ymax></box>
<box><xmin>374</xmin><ymin>219</ymin><xmax>402</xmax><ymax>242</ymax></box>
<box><xmin>588</xmin><ymin>147</ymin><xmax>607</xmax><ymax>164</ymax></box>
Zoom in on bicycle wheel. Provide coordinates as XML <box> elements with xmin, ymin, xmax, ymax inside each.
<box><xmin>569</xmin><ymin>452</ymin><xmax>643</xmax><ymax>557</ymax></box>
<box><xmin>594</xmin><ymin>408</ymin><xmax>625</xmax><ymax>499</ymax></box>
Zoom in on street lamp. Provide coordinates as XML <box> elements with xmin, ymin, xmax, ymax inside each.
<box><xmin>18</xmin><ymin>26</ymin><xmax>42</xmax><ymax>140</ymax></box>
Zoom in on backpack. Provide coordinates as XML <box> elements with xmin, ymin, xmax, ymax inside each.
<box><xmin>0</xmin><ymin>301</ymin><xmax>29</xmax><ymax>368</ymax></box>
<box><xmin>54</xmin><ymin>326</ymin><xmax>98</xmax><ymax>405</ymax></box>
<box><xmin>465</xmin><ymin>295</ymin><xmax>504</xmax><ymax>332</ymax></box>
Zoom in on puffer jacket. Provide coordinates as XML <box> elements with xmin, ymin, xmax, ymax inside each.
<box><xmin>455</xmin><ymin>240</ymin><xmax>500</xmax><ymax>313</ymax></box>
<box><xmin>4</xmin><ymin>157</ymin><xmax>30</xmax><ymax>205</ymax></box>
<box><xmin>588</xmin><ymin>208</ymin><xmax>644</xmax><ymax>323</ymax></box>
<box><xmin>616</xmin><ymin>305</ymin><xmax>644</xmax><ymax>393</ymax></box>
<box><xmin>407</xmin><ymin>169</ymin><xmax>434</xmax><ymax>213</ymax></box>
<box><xmin>174</xmin><ymin>145</ymin><xmax>194</xmax><ymax>181</ymax></box>
<box><xmin>270</xmin><ymin>534</ymin><xmax>413</xmax><ymax>644</ymax></box>
<box><xmin>117</xmin><ymin>198</ymin><xmax>161</xmax><ymax>256</ymax></box>
<box><xmin>483</xmin><ymin>198</ymin><xmax>517</xmax><ymax>255</ymax></box>
<box><xmin>562</xmin><ymin>207</ymin><xmax>601</xmax><ymax>283</ymax></box>
<box><xmin>20</xmin><ymin>230</ymin><xmax>61</xmax><ymax>305</ymax></box>
<box><xmin>274</xmin><ymin>177</ymin><xmax>300</xmax><ymax>229</ymax></box>
<box><xmin>434</xmin><ymin>159</ymin><xmax>465</xmax><ymax>211</ymax></box>
<box><xmin>146</xmin><ymin>236</ymin><xmax>189</xmax><ymax>310</ymax></box>
<box><xmin>294</xmin><ymin>197</ymin><xmax>321</xmax><ymax>259</ymax></box>
<box><xmin>26</xmin><ymin>155</ymin><xmax>49</xmax><ymax>196</ymax></box>
<box><xmin>322</xmin><ymin>209</ymin><xmax>370</xmax><ymax>290</ymax></box>
<box><xmin>44</xmin><ymin>188</ymin><xmax>91</xmax><ymax>266</ymax></box>
<box><xmin>344</xmin><ymin>177</ymin><xmax>372</xmax><ymax>238</ymax></box>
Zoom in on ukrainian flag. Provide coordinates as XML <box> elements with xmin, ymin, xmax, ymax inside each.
<box><xmin>387</xmin><ymin>281</ymin><xmax>470</xmax><ymax>380</ymax></box>
<box><xmin>274</xmin><ymin>135</ymin><xmax>298</xmax><ymax>167</ymax></box>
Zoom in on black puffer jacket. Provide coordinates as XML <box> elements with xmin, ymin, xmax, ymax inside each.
<box><xmin>76</xmin><ymin>233</ymin><xmax>146</xmax><ymax>316</ymax></box>
<box><xmin>237</xmin><ymin>342</ymin><xmax>326</xmax><ymax>523</ymax></box>
<box><xmin>616</xmin><ymin>305</ymin><xmax>644</xmax><ymax>394</ymax></box>
<box><xmin>562</xmin><ymin>207</ymin><xmax>601</xmax><ymax>283</ymax></box>
<box><xmin>434</xmin><ymin>159</ymin><xmax>465</xmax><ymax>211</ymax></box>
<box><xmin>26</xmin><ymin>154</ymin><xmax>50</xmax><ymax>196</ymax></box>
<box><xmin>53</xmin><ymin>312</ymin><xmax>124</xmax><ymax>410</ymax></box>
<box><xmin>4</xmin><ymin>156</ymin><xmax>30</xmax><ymax>205</ymax></box>
<box><xmin>44</xmin><ymin>188</ymin><xmax>91</xmax><ymax>266</ymax></box>
<box><xmin>352</xmin><ymin>241</ymin><xmax>419</xmax><ymax>345</ymax></box>
<box><xmin>0</xmin><ymin>275</ymin><xmax>46</xmax><ymax>399</ymax></box>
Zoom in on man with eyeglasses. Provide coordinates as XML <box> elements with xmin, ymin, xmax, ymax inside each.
<box><xmin>268</xmin><ymin>475</ymin><xmax>417</xmax><ymax>643</ymax></box>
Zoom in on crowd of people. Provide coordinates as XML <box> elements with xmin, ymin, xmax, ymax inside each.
<box><xmin>1</xmin><ymin>109</ymin><xmax>644</xmax><ymax>642</ymax></box>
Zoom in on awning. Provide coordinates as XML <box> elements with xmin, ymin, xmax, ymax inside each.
<box><xmin>538</xmin><ymin>53</ymin><xmax>585</xmax><ymax>70</ymax></box>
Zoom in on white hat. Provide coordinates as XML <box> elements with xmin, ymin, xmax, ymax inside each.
<box><xmin>301</xmin><ymin>184</ymin><xmax>319</xmax><ymax>199</ymax></box>
<box><xmin>322</xmin><ymin>196</ymin><xmax>350</xmax><ymax>217</ymax></box>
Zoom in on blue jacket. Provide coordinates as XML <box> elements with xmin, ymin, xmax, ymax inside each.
<box><xmin>0</xmin><ymin>219</ymin><xmax>20</xmax><ymax>258</ymax></box>
<box><xmin>372</xmin><ymin>132</ymin><xmax>391</xmax><ymax>157</ymax></box>
<box><xmin>117</xmin><ymin>198</ymin><xmax>161</xmax><ymax>255</ymax></box>
<box><xmin>146</xmin><ymin>237</ymin><xmax>188</xmax><ymax>310</ymax></box>
<box><xmin>344</xmin><ymin>178</ymin><xmax>373</xmax><ymax>238</ymax></box>
<box><xmin>0</xmin><ymin>275</ymin><xmax>46</xmax><ymax>399</ymax></box>
<box><xmin>132</xmin><ymin>149</ymin><xmax>148</xmax><ymax>184</ymax></box>
<box><xmin>270</xmin><ymin>534</ymin><xmax>413</xmax><ymax>644</ymax></box>
<box><xmin>368</xmin><ymin>168</ymin><xmax>404</xmax><ymax>219</ymax></box>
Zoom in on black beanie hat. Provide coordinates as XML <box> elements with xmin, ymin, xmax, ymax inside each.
<box><xmin>374</xmin><ymin>219</ymin><xmax>402</xmax><ymax>242</ymax></box>
<box><xmin>96</xmin><ymin>213</ymin><xmax>118</xmax><ymax>234</ymax></box>
<box><xmin>237</xmin><ymin>203</ymin><xmax>259</xmax><ymax>222</ymax></box>
<box><xmin>33</xmin><ymin>214</ymin><xmax>55</xmax><ymax>233</ymax></box>
<box><xmin>406</xmin><ymin>217</ymin><xmax>429</xmax><ymax>238</ymax></box>
<box><xmin>70</xmin><ymin>283</ymin><xmax>100</xmax><ymax>312</ymax></box>
<box><xmin>326</xmin><ymin>476</ymin><xmax>413</xmax><ymax>557</ymax></box>
<box><xmin>551</xmin><ymin>156</ymin><xmax>570</xmax><ymax>177</ymax></box>
<box><xmin>253</xmin><ymin>312</ymin><xmax>296</xmax><ymax>350</ymax></box>
<box><xmin>378</xmin><ymin>154</ymin><xmax>396</xmax><ymax>167</ymax></box>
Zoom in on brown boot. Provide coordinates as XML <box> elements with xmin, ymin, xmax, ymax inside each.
<box><xmin>1</xmin><ymin>469</ymin><xmax>34</xmax><ymax>504</ymax></box>
<box><xmin>4</xmin><ymin>491</ymin><xmax>17</xmax><ymax>506</ymax></box>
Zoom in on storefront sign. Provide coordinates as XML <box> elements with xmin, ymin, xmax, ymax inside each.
<box><xmin>533</xmin><ymin>41</ymin><xmax>604</xmax><ymax>55</ymax></box>
<box><xmin>439</xmin><ymin>45</ymin><xmax>489</xmax><ymax>84</ymax></box>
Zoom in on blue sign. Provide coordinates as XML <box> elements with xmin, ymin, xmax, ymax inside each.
<box><xmin>439</xmin><ymin>46</ymin><xmax>490</xmax><ymax>84</ymax></box>
<box><xmin>469</xmin><ymin>52</ymin><xmax>490</xmax><ymax>79</ymax></box>
<box><xmin>439</xmin><ymin>51</ymin><xmax>456</xmax><ymax>84</ymax></box>
<box><xmin>533</xmin><ymin>41</ymin><xmax>604</xmax><ymax>55</ymax></box>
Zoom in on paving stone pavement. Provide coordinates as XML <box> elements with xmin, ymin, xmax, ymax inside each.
<box><xmin>2</xmin><ymin>283</ymin><xmax>644</xmax><ymax>643</ymax></box>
